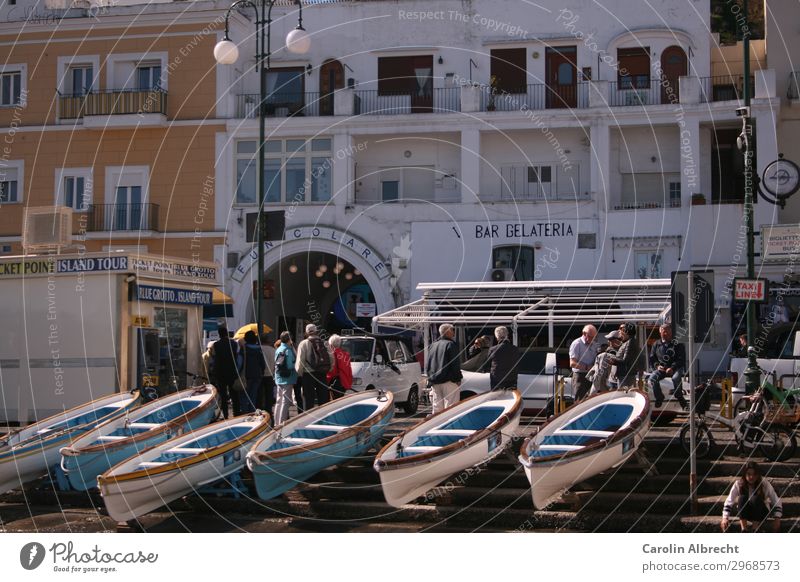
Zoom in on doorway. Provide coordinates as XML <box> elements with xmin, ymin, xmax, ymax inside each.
<box><xmin>660</xmin><ymin>46</ymin><xmax>687</xmax><ymax>104</ymax></box>
<box><xmin>546</xmin><ymin>47</ymin><xmax>577</xmax><ymax>108</ymax></box>
<box><xmin>319</xmin><ymin>59</ymin><xmax>344</xmax><ymax>116</ymax></box>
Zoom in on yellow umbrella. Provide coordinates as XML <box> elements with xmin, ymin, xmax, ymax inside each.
<box><xmin>233</xmin><ymin>323</ymin><xmax>272</xmax><ymax>339</ymax></box>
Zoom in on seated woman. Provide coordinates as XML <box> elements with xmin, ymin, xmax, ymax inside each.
<box><xmin>721</xmin><ymin>461</ymin><xmax>783</xmax><ymax>532</ymax></box>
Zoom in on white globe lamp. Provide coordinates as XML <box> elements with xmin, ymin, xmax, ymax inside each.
<box><xmin>214</xmin><ymin>39</ymin><xmax>239</xmax><ymax>65</ymax></box>
<box><xmin>286</xmin><ymin>27</ymin><xmax>311</xmax><ymax>55</ymax></box>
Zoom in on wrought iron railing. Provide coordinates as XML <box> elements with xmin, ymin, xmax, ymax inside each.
<box><xmin>57</xmin><ymin>89</ymin><xmax>167</xmax><ymax>119</ymax></box>
<box><xmin>87</xmin><ymin>203</ymin><xmax>160</xmax><ymax>232</ymax></box>
<box><xmin>352</xmin><ymin>87</ymin><xmax>461</xmax><ymax>115</ymax></box>
<box><xmin>235</xmin><ymin>92</ymin><xmax>321</xmax><ymax>118</ymax></box>
<box><xmin>482</xmin><ymin>82</ymin><xmax>589</xmax><ymax>111</ymax></box>
<box><xmin>699</xmin><ymin>75</ymin><xmax>755</xmax><ymax>103</ymax></box>
<box><xmin>608</xmin><ymin>80</ymin><xmax>662</xmax><ymax>107</ymax></box>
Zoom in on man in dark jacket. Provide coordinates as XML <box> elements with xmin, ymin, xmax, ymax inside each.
<box><xmin>648</xmin><ymin>324</ymin><xmax>687</xmax><ymax>408</ymax></box>
<box><xmin>211</xmin><ymin>326</ymin><xmax>240</xmax><ymax>418</ymax></box>
<box><xmin>425</xmin><ymin>323</ymin><xmax>462</xmax><ymax>413</ymax></box>
<box><xmin>482</xmin><ymin>326</ymin><xmax>518</xmax><ymax>390</ymax></box>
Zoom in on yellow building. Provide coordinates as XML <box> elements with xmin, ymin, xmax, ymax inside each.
<box><xmin>0</xmin><ymin>2</ymin><xmax>226</xmax><ymax>263</ymax></box>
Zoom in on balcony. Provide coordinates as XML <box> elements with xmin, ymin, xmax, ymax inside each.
<box><xmin>481</xmin><ymin>82</ymin><xmax>590</xmax><ymax>111</ymax></box>
<box><xmin>57</xmin><ymin>89</ymin><xmax>168</xmax><ymax>128</ymax></box>
<box><xmin>353</xmin><ymin>87</ymin><xmax>461</xmax><ymax>115</ymax></box>
<box><xmin>87</xmin><ymin>203</ymin><xmax>160</xmax><ymax>232</ymax></box>
<box><xmin>699</xmin><ymin>75</ymin><xmax>755</xmax><ymax>103</ymax></box>
<box><xmin>236</xmin><ymin>92</ymin><xmax>321</xmax><ymax>118</ymax></box>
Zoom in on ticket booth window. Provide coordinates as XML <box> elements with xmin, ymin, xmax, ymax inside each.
<box><xmin>154</xmin><ymin>307</ymin><xmax>188</xmax><ymax>391</ymax></box>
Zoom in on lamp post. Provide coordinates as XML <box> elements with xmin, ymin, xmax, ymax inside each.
<box><xmin>215</xmin><ymin>0</ymin><xmax>311</xmax><ymax>339</ymax></box>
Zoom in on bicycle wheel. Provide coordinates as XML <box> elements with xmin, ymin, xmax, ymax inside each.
<box><xmin>679</xmin><ymin>421</ymin><xmax>714</xmax><ymax>458</ymax></box>
<box><xmin>733</xmin><ymin>397</ymin><xmax>750</xmax><ymax>416</ymax></box>
<box><xmin>758</xmin><ymin>428</ymin><xmax>797</xmax><ymax>461</ymax></box>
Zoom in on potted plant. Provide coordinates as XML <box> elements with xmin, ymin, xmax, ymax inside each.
<box><xmin>691</xmin><ymin>193</ymin><xmax>706</xmax><ymax>205</ymax></box>
<box><xmin>487</xmin><ymin>75</ymin><xmax>498</xmax><ymax>111</ymax></box>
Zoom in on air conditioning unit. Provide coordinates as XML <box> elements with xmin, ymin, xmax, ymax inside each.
<box><xmin>226</xmin><ymin>252</ymin><xmax>240</xmax><ymax>269</ymax></box>
<box><xmin>489</xmin><ymin>268</ymin><xmax>515</xmax><ymax>282</ymax></box>
<box><xmin>23</xmin><ymin>207</ymin><xmax>73</xmax><ymax>252</ymax></box>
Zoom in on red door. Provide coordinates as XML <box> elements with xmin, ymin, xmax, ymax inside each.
<box><xmin>660</xmin><ymin>46</ymin><xmax>687</xmax><ymax>104</ymax></box>
<box><xmin>319</xmin><ymin>59</ymin><xmax>344</xmax><ymax>116</ymax></box>
<box><xmin>546</xmin><ymin>47</ymin><xmax>577</xmax><ymax>108</ymax></box>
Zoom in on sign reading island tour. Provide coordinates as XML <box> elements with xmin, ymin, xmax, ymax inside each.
<box><xmin>135</xmin><ymin>284</ymin><xmax>213</xmax><ymax>306</ymax></box>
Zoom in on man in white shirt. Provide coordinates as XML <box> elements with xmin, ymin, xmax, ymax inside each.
<box><xmin>569</xmin><ymin>324</ymin><xmax>599</xmax><ymax>401</ymax></box>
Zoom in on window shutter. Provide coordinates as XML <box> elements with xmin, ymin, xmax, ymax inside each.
<box><xmin>490</xmin><ymin>48</ymin><xmax>526</xmax><ymax>93</ymax></box>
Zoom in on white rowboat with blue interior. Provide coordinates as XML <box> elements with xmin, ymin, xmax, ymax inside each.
<box><xmin>247</xmin><ymin>391</ymin><xmax>394</xmax><ymax>500</ymax></box>
<box><xmin>519</xmin><ymin>389</ymin><xmax>651</xmax><ymax>509</ymax></box>
<box><xmin>0</xmin><ymin>391</ymin><xmax>140</xmax><ymax>494</ymax></box>
<box><xmin>60</xmin><ymin>386</ymin><xmax>218</xmax><ymax>491</ymax></box>
<box><xmin>374</xmin><ymin>390</ymin><xmax>522</xmax><ymax>507</ymax></box>
<box><xmin>98</xmin><ymin>412</ymin><xmax>271</xmax><ymax>522</ymax></box>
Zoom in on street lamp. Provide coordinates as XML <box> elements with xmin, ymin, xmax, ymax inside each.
<box><xmin>215</xmin><ymin>0</ymin><xmax>310</xmax><ymax>340</ymax></box>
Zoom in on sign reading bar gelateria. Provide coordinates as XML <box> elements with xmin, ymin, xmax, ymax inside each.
<box><xmin>232</xmin><ymin>226</ymin><xmax>389</xmax><ymax>282</ymax></box>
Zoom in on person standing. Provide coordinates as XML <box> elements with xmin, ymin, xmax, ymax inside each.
<box><xmin>425</xmin><ymin>323</ymin><xmax>462</xmax><ymax>413</ymax></box>
<box><xmin>211</xmin><ymin>326</ymin><xmax>240</xmax><ymax>418</ymax></box>
<box><xmin>273</xmin><ymin>331</ymin><xmax>298</xmax><ymax>425</ymax></box>
<box><xmin>201</xmin><ymin>340</ymin><xmax>216</xmax><ymax>386</ymax></box>
<box><xmin>569</xmin><ymin>325</ymin><xmax>599</xmax><ymax>401</ymax></box>
<box><xmin>722</xmin><ymin>462</ymin><xmax>782</xmax><ymax>533</ymax></box>
<box><xmin>295</xmin><ymin>324</ymin><xmax>332</xmax><ymax>410</ymax></box>
<box><xmin>611</xmin><ymin>323</ymin><xmax>647</xmax><ymax>389</ymax></box>
<box><xmin>240</xmin><ymin>331</ymin><xmax>266</xmax><ymax>414</ymax></box>
<box><xmin>590</xmin><ymin>331</ymin><xmax>623</xmax><ymax>395</ymax></box>
<box><xmin>327</xmin><ymin>334</ymin><xmax>353</xmax><ymax>399</ymax></box>
<box><xmin>260</xmin><ymin>334</ymin><xmax>276</xmax><ymax>413</ymax></box>
<box><xmin>732</xmin><ymin>333</ymin><xmax>749</xmax><ymax>358</ymax></box>
<box><xmin>482</xmin><ymin>326</ymin><xmax>518</xmax><ymax>390</ymax></box>
<box><xmin>648</xmin><ymin>324</ymin><xmax>686</xmax><ymax>408</ymax></box>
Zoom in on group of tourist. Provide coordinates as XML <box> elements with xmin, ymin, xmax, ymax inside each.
<box><xmin>570</xmin><ymin>322</ymin><xmax>687</xmax><ymax>408</ymax></box>
<box><xmin>203</xmin><ymin>323</ymin><xmax>353</xmax><ymax>424</ymax></box>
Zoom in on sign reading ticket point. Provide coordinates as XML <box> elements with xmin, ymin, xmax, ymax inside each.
<box><xmin>733</xmin><ymin>278</ymin><xmax>769</xmax><ymax>302</ymax></box>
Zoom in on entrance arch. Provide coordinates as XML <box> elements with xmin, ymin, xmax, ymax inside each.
<box><xmin>229</xmin><ymin>236</ymin><xmax>394</xmax><ymax>330</ymax></box>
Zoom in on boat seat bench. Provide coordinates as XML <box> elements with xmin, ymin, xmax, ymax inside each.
<box><xmin>128</xmin><ymin>422</ymin><xmax>161</xmax><ymax>429</ymax></box>
<box><xmin>282</xmin><ymin>437</ymin><xmax>317</xmax><ymax>444</ymax></box>
<box><xmin>138</xmin><ymin>461</ymin><xmax>168</xmax><ymax>468</ymax></box>
<box><xmin>167</xmin><ymin>447</ymin><xmax>207</xmax><ymax>454</ymax></box>
<box><xmin>427</xmin><ymin>429</ymin><xmax>474</xmax><ymax>436</ymax></box>
<box><xmin>96</xmin><ymin>435</ymin><xmax>128</xmax><ymax>441</ymax></box>
<box><xmin>305</xmin><ymin>424</ymin><xmax>346</xmax><ymax>432</ymax></box>
<box><xmin>556</xmin><ymin>430</ymin><xmax>613</xmax><ymax>438</ymax></box>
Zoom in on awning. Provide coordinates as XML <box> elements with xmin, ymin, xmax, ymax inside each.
<box><xmin>212</xmin><ymin>288</ymin><xmax>234</xmax><ymax>304</ymax></box>
<box><xmin>204</xmin><ymin>288</ymin><xmax>234</xmax><ymax>319</ymax></box>
<box><xmin>372</xmin><ymin>279</ymin><xmax>672</xmax><ymax>332</ymax></box>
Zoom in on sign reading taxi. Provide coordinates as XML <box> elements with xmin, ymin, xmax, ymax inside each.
<box><xmin>733</xmin><ymin>278</ymin><xmax>769</xmax><ymax>302</ymax></box>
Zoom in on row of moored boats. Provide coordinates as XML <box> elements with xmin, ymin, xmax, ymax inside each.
<box><xmin>0</xmin><ymin>385</ymin><xmax>651</xmax><ymax>521</ymax></box>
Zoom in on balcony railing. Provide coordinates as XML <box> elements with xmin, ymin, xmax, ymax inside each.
<box><xmin>608</xmin><ymin>81</ymin><xmax>663</xmax><ymax>107</ymax></box>
<box><xmin>699</xmin><ymin>75</ymin><xmax>755</xmax><ymax>103</ymax></box>
<box><xmin>613</xmin><ymin>199</ymin><xmax>682</xmax><ymax>211</ymax></box>
<box><xmin>236</xmin><ymin>92</ymin><xmax>321</xmax><ymax>118</ymax></box>
<box><xmin>57</xmin><ymin>89</ymin><xmax>168</xmax><ymax>120</ymax></box>
<box><xmin>87</xmin><ymin>203</ymin><xmax>160</xmax><ymax>232</ymax></box>
<box><xmin>481</xmin><ymin>82</ymin><xmax>590</xmax><ymax>111</ymax></box>
<box><xmin>353</xmin><ymin>87</ymin><xmax>461</xmax><ymax>115</ymax></box>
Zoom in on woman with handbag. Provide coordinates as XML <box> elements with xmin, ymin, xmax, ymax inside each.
<box><xmin>274</xmin><ymin>331</ymin><xmax>299</xmax><ymax>424</ymax></box>
<box><xmin>326</xmin><ymin>334</ymin><xmax>353</xmax><ymax>400</ymax></box>
<box><xmin>240</xmin><ymin>331</ymin><xmax>266</xmax><ymax>414</ymax></box>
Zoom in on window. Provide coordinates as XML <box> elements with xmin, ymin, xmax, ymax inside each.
<box><xmin>69</xmin><ymin>66</ymin><xmax>93</xmax><ymax>96</ymax></box>
<box><xmin>0</xmin><ymin>71</ymin><xmax>22</xmax><ymax>106</ymax></box>
<box><xmin>490</xmin><ymin>48</ymin><xmax>526</xmax><ymax>94</ymax></box>
<box><xmin>618</xmin><ymin>47</ymin><xmax>650</xmax><ymax>89</ymax></box>
<box><xmin>55</xmin><ymin>168</ymin><xmax>93</xmax><ymax>210</ymax></box>
<box><xmin>137</xmin><ymin>64</ymin><xmax>162</xmax><ymax>90</ymax></box>
<box><xmin>635</xmin><ymin>251</ymin><xmax>663</xmax><ymax>279</ymax></box>
<box><xmin>619</xmin><ymin>173</ymin><xmax>680</xmax><ymax>209</ymax></box>
<box><xmin>711</xmin><ymin>129</ymin><xmax>745</xmax><ymax>204</ymax></box>
<box><xmin>114</xmin><ymin>186</ymin><xmax>143</xmax><ymax>230</ymax></box>
<box><xmin>381</xmin><ymin>180</ymin><xmax>399</xmax><ymax>202</ymax></box>
<box><xmin>377</xmin><ymin>55</ymin><xmax>432</xmax><ymax>96</ymax></box>
<box><xmin>493</xmin><ymin>246</ymin><xmax>535</xmax><ymax>281</ymax></box>
<box><xmin>0</xmin><ymin>162</ymin><xmax>21</xmax><ymax>203</ymax></box>
<box><xmin>235</xmin><ymin>138</ymin><xmax>332</xmax><ymax>204</ymax></box>
<box><xmin>669</xmin><ymin>181</ymin><xmax>681</xmax><ymax>207</ymax></box>
<box><xmin>267</xmin><ymin>68</ymin><xmax>304</xmax><ymax>113</ymax></box>
<box><xmin>105</xmin><ymin>166</ymin><xmax>149</xmax><ymax>230</ymax></box>
<box><xmin>578</xmin><ymin>233</ymin><xmax>596</xmax><ymax>249</ymax></box>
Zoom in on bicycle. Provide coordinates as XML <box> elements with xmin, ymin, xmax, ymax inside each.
<box><xmin>679</xmin><ymin>379</ymin><xmax>716</xmax><ymax>458</ymax></box>
<box><xmin>733</xmin><ymin>371</ymin><xmax>797</xmax><ymax>462</ymax></box>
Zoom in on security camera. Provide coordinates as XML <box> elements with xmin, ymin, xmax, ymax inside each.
<box><xmin>735</xmin><ymin>106</ymin><xmax>751</xmax><ymax>118</ymax></box>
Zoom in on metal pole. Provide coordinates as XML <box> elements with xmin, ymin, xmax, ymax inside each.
<box><xmin>742</xmin><ymin>0</ymin><xmax>756</xmax><ymax>348</ymax></box>
<box><xmin>256</xmin><ymin>0</ymin><xmax>269</xmax><ymax>339</ymax></box>
<box><xmin>688</xmin><ymin>270</ymin><xmax>698</xmax><ymax>514</ymax></box>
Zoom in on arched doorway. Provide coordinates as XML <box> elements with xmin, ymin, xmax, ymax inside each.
<box><xmin>660</xmin><ymin>45</ymin><xmax>687</xmax><ymax>104</ymax></box>
<box><xmin>319</xmin><ymin>59</ymin><xmax>344</xmax><ymax>116</ymax></box>
<box><xmin>229</xmin><ymin>237</ymin><xmax>394</xmax><ymax>338</ymax></box>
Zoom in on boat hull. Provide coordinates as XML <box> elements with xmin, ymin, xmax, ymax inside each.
<box><xmin>100</xmin><ymin>415</ymin><xmax>270</xmax><ymax>522</ymax></box>
<box><xmin>0</xmin><ymin>393</ymin><xmax>139</xmax><ymax>493</ymax></box>
<box><xmin>250</xmin><ymin>414</ymin><xmax>391</xmax><ymax>500</ymax></box>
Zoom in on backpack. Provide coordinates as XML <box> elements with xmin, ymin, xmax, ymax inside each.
<box><xmin>307</xmin><ymin>336</ymin><xmax>331</xmax><ymax>374</ymax></box>
<box><xmin>275</xmin><ymin>349</ymin><xmax>291</xmax><ymax>376</ymax></box>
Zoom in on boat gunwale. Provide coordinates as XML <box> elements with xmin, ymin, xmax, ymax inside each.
<box><xmin>373</xmin><ymin>390</ymin><xmax>522</xmax><ymax>471</ymax></box>
<box><xmin>248</xmin><ymin>392</ymin><xmax>394</xmax><ymax>464</ymax></box>
<box><xmin>519</xmin><ymin>389</ymin><xmax>650</xmax><ymax>467</ymax></box>
<box><xmin>0</xmin><ymin>391</ymin><xmax>141</xmax><ymax>460</ymax></box>
<box><xmin>97</xmin><ymin>412</ymin><xmax>271</xmax><ymax>485</ymax></box>
<box><xmin>61</xmin><ymin>386</ymin><xmax>217</xmax><ymax>457</ymax></box>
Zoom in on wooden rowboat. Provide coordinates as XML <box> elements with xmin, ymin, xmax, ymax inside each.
<box><xmin>519</xmin><ymin>389</ymin><xmax>651</xmax><ymax>510</ymax></box>
<box><xmin>98</xmin><ymin>412</ymin><xmax>271</xmax><ymax>522</ymax></box>
<box><xmin>0</xmin><ymin>391</ymin><xmax>140</xmax><ymax>494</ymax></box>
<box><xmin>374</xmin><ymin>390</ymin><xmax>522</xmax><ymax>508</ymax></box>
<box><xmin>60</xmin><ymin>386</ymin><xmax>218</xmax><ymax>491</ymax></box>
<box><xmin>247</xmin><ymin>391</ymin><xmax>394</xmax><ymax>500</ymax></box>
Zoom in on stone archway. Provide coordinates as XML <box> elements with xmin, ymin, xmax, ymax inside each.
<box><xmin>229</xmin><ymin>234</ymin><xmax>394</xmax><ymax>329</ymax></box>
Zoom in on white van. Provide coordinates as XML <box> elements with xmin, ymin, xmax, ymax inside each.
<box><xmin>339</xmin><ymin>334</ymin><xmax>423</xmax><ymax>414</ymax></box>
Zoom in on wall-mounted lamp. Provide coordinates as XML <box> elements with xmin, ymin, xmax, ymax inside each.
<box><xmin>306</xmin><ymin>63</ymin><xmax>313</xmax><ymax>76</ymax></box>
<box><xmin>236</xmin><ymin>208</ymin><xmax>244</xmax><ymax>226</ymax></box>
<box><xmin>651</xmin><ymin>156</ymin><xmax>658</xmax><ymax>163</ymax></box>
<box><xmin>437</xmin><ymin>56</ymin><xmax>444</xmax><ymax>65</ymax></box>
